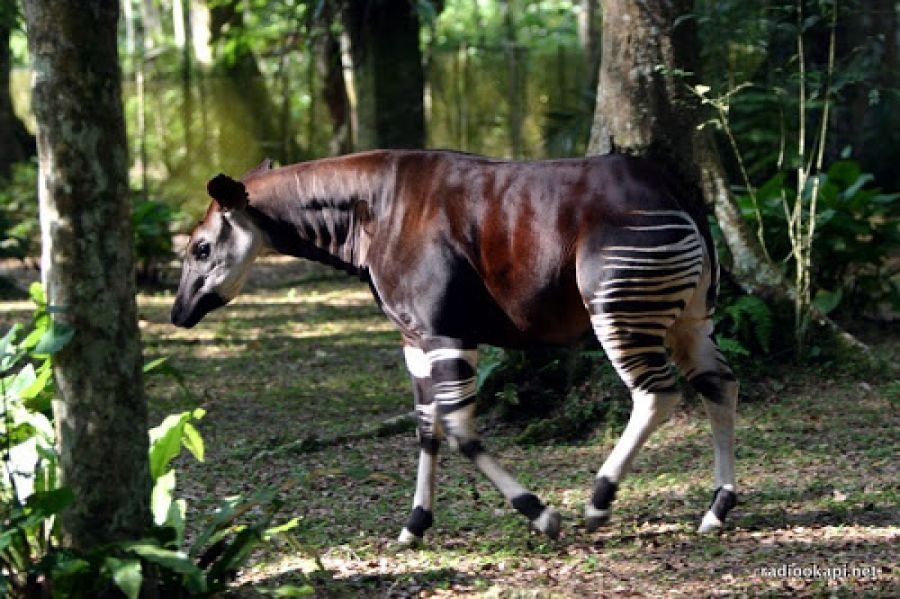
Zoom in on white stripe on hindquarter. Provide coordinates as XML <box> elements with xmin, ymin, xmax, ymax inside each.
<box><xmin>426</xmin><ymin>348</ymin><xmax>478</xmax><ymax>367</ymax></box>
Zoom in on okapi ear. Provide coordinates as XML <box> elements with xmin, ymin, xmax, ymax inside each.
<box><xmin>207</xmin><ymin>174</ymin><xmax>249</xmax><ymax>211</ymax></box>
<box><xmin>242</xmin><ymin>158</ymin><xmax>273</xmax><ymax>179</ymax></box>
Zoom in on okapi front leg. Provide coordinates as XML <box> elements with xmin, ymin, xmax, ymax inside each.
<box><xmin>398</xmin><ymin>346</ymin><xmax>442</xmax><ymax>546</ymax></box>
<box><xmin>424</xmin><ymin>338</ymin><xmax>562</xmax><ymax>539</ymax></box>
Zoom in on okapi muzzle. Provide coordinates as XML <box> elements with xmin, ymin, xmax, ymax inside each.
<box><xmin>171</xmin><ymin>172</ymin><xmax>263</xmax><ymax>328</ymax></box>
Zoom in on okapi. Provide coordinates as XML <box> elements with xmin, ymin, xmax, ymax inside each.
<box><xmin>171</xmin><ymin>150</ymin><xmax>738</xmax><ymax>544</ymax></box>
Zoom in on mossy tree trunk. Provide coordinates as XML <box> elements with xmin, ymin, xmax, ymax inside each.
<box><xmin>23</xmin><ymin>0</ymin><xmax>151</xmax><ymax>550</ymax></box>
<box><xmin>587</xmin><ymin>0</ymin><xmax>789</xmax><ymax>301</ymax></box>
<box><xmin>344</xmin><ymin>0</ymin><xmax>425</xmax><ymax>149</ymax></box>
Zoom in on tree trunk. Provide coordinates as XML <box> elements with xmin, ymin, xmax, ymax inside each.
<box><xmin>588</xmin><ymin>0</ymin><xmax>789</xmax><ymax>301</ymax></box>
<box><xmin>834</xmin><ymin>0</ymin><xmax>899</xmax><ymax>188</ymax></box>
<box><xmin>577</xmin><ymin>0</ymin><xmax>599</xmax><ymax>82</ymax></box>
<box><xmin>209</xmin><ymin>0</ymin><xmax>299</xmax><ymax>162</ymax></box>
<box><xmin>315</xmin><ymin>6</ymin><xmax>352</xmax><ymax>155</ymax></box>
<box><xmin>22</xmin><ymin>0</ymin><xmax>151</xmax><ymax>550</ymax></box>
<box><xmin>0</xmin><ymin>10</ymin><xmax>36</xmax><ymax>179</ymax></box>
<box><xmin>344</xmin><ymin>0</ymin><xmax>425</xmax><ymax>149</ymax></box>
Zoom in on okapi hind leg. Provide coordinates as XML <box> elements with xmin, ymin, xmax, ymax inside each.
<box><xmin>585</xmin><ymin>386</ymin><xmax>682</xmax><ymax>531</ymax></box>
<box><xmin>581</xmin><ymin>211</ymin><xmax>705</xmax><ymax>530</ymax></box>
<box><xmin>668</xmin><ymin>317</ymin><xmax>739</xmax><ymax>533</ymax></box>
<box><xmin>424</xmin><ymin>337</ymin><xmax>563</xmax><ymax>540</ymax></box>
<box><xmin>397</xmin><ymin>346</ymin><xmax>442</xmax><ymax>546</ymax></box>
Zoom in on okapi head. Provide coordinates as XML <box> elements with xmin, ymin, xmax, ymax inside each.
<box><xmin>171</xmin><ymin>171</ymin><xmax>265</xmax><ymax>328</ymax></box>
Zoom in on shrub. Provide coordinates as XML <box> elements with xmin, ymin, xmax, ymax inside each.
<box><xmin>1</xmin><ymin>285</ymin><xmax>307</xmax><ymax>597</ymax></box>
<box><xmin>0</xmin><ymin>161</ymin><xmax>39</xmax><ymax>261</ymax></box>
<box><xmin>0</xmin><ymin>165</ymin><xmax>180</xmax><ymax>285</ymax></box>
<box><xmin>132</xmin><ymin>195</ymin><xmax>179</xmax><ymax>285</ymax></box>
<box><xmin>735</xmin><ymin>159</ymin><xmax>900</xmax><ymax>317</ymax></box>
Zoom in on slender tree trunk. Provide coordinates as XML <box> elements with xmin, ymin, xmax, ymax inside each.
<box><xmin>577</xmin><ymin>0</ymin><xmax>599</xmax><ymax>83</ymax></box>
<box><xmin>0</xmin><ymin>10</ymin><xmax>36</xmax><ymax>179</ymax></box>
<box><xmin>190</xmin><ymin>0</ymin><xmax>213</xmax><ymax>67</ymax></box>
<box><xmin>209</xmin><ymin>0</ymin><xmax>298</xmax><ymax>160</ymax></box>
<box><xmin>344</xmin><ymin>0</ymin><xmax>425</xmax><ymax>149</ymax></box>
<box><xmin>502</xmin><ymin>0</ymin><xmax>522</xmax><ymax>158</ymax></box>
<box><xmin>173</xmin><ymin>0</ymin><xmax>194</xmax><ymax>164</ymax></box>
<box><xmin>588</xmin><ymin>0</ymin><xmax>789</xmax><ymax>301</ymax></box>
<box><xmin>315</xmin><ymin>6</ymin><xmax>352</xmax><ymax>155</ymax></box>
<box><xmin>22</xmin><ymin>0</ymin><xmax>151</xmax><ymax>549</ymax></box>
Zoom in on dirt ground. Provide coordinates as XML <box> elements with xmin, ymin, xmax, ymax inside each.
<box><xmin>1</xmin><ymin>257</ymin><xmax>897</xmax><ymax>597</ymax></box>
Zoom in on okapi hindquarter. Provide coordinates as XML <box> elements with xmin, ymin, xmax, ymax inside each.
<box><xmin>171</xmin><ymin>150</ymin><xmax>739</xmax><ymax>544</ymax></box>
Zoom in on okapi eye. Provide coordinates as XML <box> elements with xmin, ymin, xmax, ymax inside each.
<box><xmin>193</xmin><ymin>241</ymin><xmax>211</xmax><ymax>260</ymax></box>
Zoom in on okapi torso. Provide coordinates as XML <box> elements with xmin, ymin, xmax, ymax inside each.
<box><xmin>172</xmin><ymin>150</ymin><xmax>739</xmax><ymax>544</ymax></box>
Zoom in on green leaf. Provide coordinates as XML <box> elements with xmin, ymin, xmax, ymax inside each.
<box><xmin>206</xmin><ymin>527</ymin><xmax>264</xmax><ymax>589</ymax></box>
<box><xmin>7</xmin><ymin>363</ymin><xmax>36</xmax><ymax>397</ymax></box>
<box><xmin>261</xmin><ymin>584</ymin><xmax>316</xmax><ymax>597</ymax></box>
<box><xmin>105</xmin><ymin>557</ymin><xmax>143</xmax><ymax>599</ymax></box>
<box><xmin>143</xmin><ymin>356</ymin><xmax>169</xmax><ymax>373</ymax></box>
<box><xmin>264</xmin><ymin>517</ymin><xmax>300</xmax><ymax>540</ymax></box>
<box><xmin>151</xmin><ymin>469</ymin><xmax>177</xmax><ymax>526</ymax></box>
<box><xmin>26</xmin><ymin>487</ymin><xmax>74</xmax><ymax>518</ymax></box>
<box><xmin>32</xmin><ymin>321</ymin><xmax>74</xmax><ymax>355</ymax></box>
<box><xmin>188</xmin><ymin>496</ymin><xmax>242</xmax><ymax>558</ymax></box>
<box><xmin>167</xmin><ymin>498</ymin><xmax>188</xmax><ymax>547</ymax></box>
<box><xmin>0</xmin><ymin>324</ymin><xmax>23</xmax><ymax>372</ymax></box>
<box><xmin>812</xmin><ymin>288</ymin><xmax>843</xmax><ymax>315</ymax></box>
<box><xmin>716</xmin><ymin>336</ymin><xmax>750</xmax><ymax>358</ymax></box>
<box><xmin>124</xmin><ymin>542</ymin><xmax>206</xmax><ymax>594</ymax></box>
<box><xmin>148</xmin><ymin>412</ymin><xmax>191</xmax><ymax>480</ymax></box>
<box><xmin>18</xmin><ymin>360</ymin><xmax>53</xmax><ymax>400</ymax></box>
<box><xmin>181</xmin><ymin>422</ymin><xmax>204</xmax><ymax>463</ymax></box>
<box><xmin>28</xmin><ymin>282</ymin><xmax>45</xmax><ymax>306</ymax></box>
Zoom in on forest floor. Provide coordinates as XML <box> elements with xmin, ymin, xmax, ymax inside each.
<box><xmin>1</xmin><ymin>257</ymin><xmax>897</xmax><ymax>597</ymax></box>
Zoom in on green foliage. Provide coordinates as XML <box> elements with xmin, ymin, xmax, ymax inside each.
<box><xmin>0</xmin><ymin>286</ymin><xmax>307</xmax><ymax>597</ymax></box>
<box><xmin>132</xmin><ymin>196</ymin><xmax>179</xmax><ymax>284</ymax></box>
<box><xmin>736</xmin><ymin>159</ymin><xmax>900</xmax><ymax>315</ymax></box>
<box><xmin>0</xmin><ymin>163</ymin><xmax>179</xmax><ymax>284</ymax></box>
<box><xmin>476</xmin><ymin>345</ymin><xmax>631</xmax><ymax>444</ymax></box>
<box><xmin>0</xmin><ymin>161</ymin><xmax>39</xmax><ymax>261</ymax></box>
<box><xmin>1</xmin><ymin>284</ymin><xmax>73</xmax><ymax>596</ymax></box>
<box><xmin>715</xmin><ymin>294</ymin><xmax>774</xmax><ymax>360</ymax></box>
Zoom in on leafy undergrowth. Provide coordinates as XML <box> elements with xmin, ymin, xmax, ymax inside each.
<box><xmin>1</xmin><ymin>258</ymin><xmax>897</xmax><ymax>597</ymax></box>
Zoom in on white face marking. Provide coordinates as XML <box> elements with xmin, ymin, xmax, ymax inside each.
<box><xmin>172</xmin><ymin>205</ymin><xmax>267</xmax><ymax>327</ymax></box>
<box><xmin>186</xmin><ymin>209</ymin><xmax>263</xmax><ymax>301</ymax></box>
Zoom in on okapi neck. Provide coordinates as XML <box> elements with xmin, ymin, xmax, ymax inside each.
<box><xmin>241</xmin><ymin>154</ymin><xmax>394</xmax><ymax>278</ymax></box>
<box><xmin>245</xmin><ymin>202</ymin><xmax>368</xmax><ymax>279</ymax></box>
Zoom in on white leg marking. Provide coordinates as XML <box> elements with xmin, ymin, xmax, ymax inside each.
<box><xmin>703</xmin><ymin>393</ymin><xmax>737</xmax><ymax>491</ymax></box>
<box><xmin>473</xmin><ymin>453</ymin><xmax>528</xmax><ymax>501</ymax></box>
<box><xmin>533</xmin><ymin>507</ymin><xmax>562</xmax><ymax>538</ymax></box>
<box><xmin>403</xmin><ymin>346</ymin><xmax>431</xmax><ymax>379</ymax></box>
<box><xmin>584</xmin><ymin>504</ymin><xmax>610</xmax><ymax>520</ymax></box>
<box><xmin>597</xmin><ymin>390</ymin><xmax>681</xmax><ymax>482</ymax></box>
<box><xmin>397</xmin><ymin>528</ymin><xmax>420</xmax><ymax>545</ymax></box>
<box><xmin>697</xmin><ymin>510</ymin><xmax>723</xmax><ymax>534</ymax></box>
<box><xmin>412</xmin><ymin>450</ymin><xmax>436</xmax><ymax>510</ymax></box>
